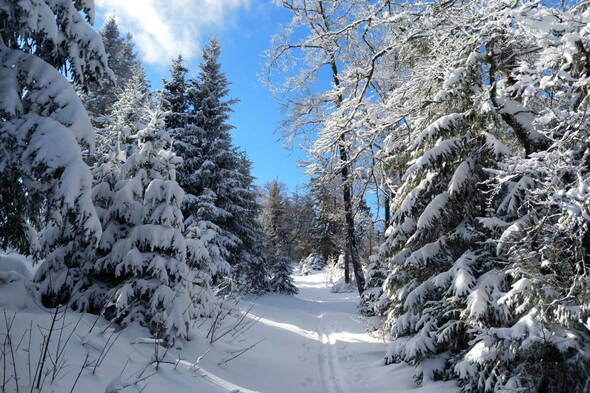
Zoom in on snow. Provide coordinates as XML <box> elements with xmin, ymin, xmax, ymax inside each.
<box><xmin>0</xmin><ymin>253</ymin><xmax>34</xmax><ymax>280</ymax></box>
<box><xmin>0</xmin><ymin>269</ymin><xmax>459</xmax><ymax>393</ymax></box>
<box><xmin>416</xmin><ymin>192</ymin><xmax>450</xmax><ymax>229</ymax></box>
<box><xmin>405</xmin><ymin>138</ymin><xmax>463</xmax><ymax>179</ymax></box>
<box><xmin>448</xmin><ymin>159</ymin><xmax>473</xmax><ymax>195</ymax></box>
<box><xmin>483</xmin><ymin>132</ymin><xmax>511</xmax><ymax>156</ymax></box>
<box><xmin>410</xmin><ymin>113</ymin><xmax>464</xmax><ymax>150</ymax></box>
<box><xmin>0</xmin><ymin>254</ymin><xmax>36</xmax><ymax>310</ymax></box>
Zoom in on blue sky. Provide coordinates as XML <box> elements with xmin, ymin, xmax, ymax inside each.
<box><xmin>95</xmin><ymin>1</ymin><xmax>308</xmax><ymax>191</ymax></box>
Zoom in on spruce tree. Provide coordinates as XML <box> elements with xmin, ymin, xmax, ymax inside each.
<box><xmin>229</xmin><ymin>154</ymin><xmax>269</xmax><ymax>294</ymax></box>
<box><xmin>374</xmin><ymin>0</ymin><xmax>524</xmax><ymax>384</ymax></box>
<box><xmin>82</xmin><ymin>16</ymin><xmax>140</xmax><ymax>127</ymax></box>
<box><xmin>262</xmin><ymin>182</ymin><xmax>297</xmax><ymax>294</ymax></box>
<box><xmin>96</xmin><ymin>64</ymin><xmax>151</xmax><ymax>157</ymax></box>
<box><xmin>0</xmin><ymin>1</ymin><xmax>110</xmax><ymax>306</ymax></box>
<box><xmin>162</xmin><ymin>55</ymin><xmax>189</xmax><ymax>134</ymax></box>
<box><xmin>93</xmin><ymin>105</ymin><xmax>197</xmax><ymax>344</ymax></box>
<box><xmin>359</xmin><ymin>255</ymin><xmax>388</xmax><ymax>316</ymax></box>
<box><xmin>176</xmin><ymin>39</ymin><xmax>263</xmax><ymax>285</ymax></box>
<box><xmin>453</xmin><ymin>4</ymin><xmax>590</xmax><ymax>392</ymax></box>
<box><xmin>87</xmin><ymin>66</ymin><xmax>153</xmax><ymax>311</ymax></box>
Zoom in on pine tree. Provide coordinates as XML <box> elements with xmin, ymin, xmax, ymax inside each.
<box><xmin>93</xmin><ymin>105</ymin><xmax>197</xmax><ymax>344</ymax></box>
<box><xmin>96</xmin><ymin>65</ymin><xmax>151</xmax><ymax>157</ymax></box>
<box><xmin>82</xmin><ymin>16</ymin><xmax>140</xmax><ymax>127</ymax></box>
<box><xmin>0</xmin><ymin>0</ymin><xmax>110</xmax><ymax>306</ymax></box>
<box><xmin>177</xmin><ymin>39</ymin><xmax>257</xmax><ymax>283</ymax></box>
<box><xmin>228</xmin><ymin>154</ymin><xmax>269</xmax><ymax>294</ymax></box>
<box><xmin>453</xmin><ymin>4</ymin><xmax>590</xmax><ymax>392</ymax></box>
<box><xmin>261</xmin><ymin>182</ymin><xmax>297</xmax><ymax>294</ymax></box>
<box><xmin>162</xmin><ymin>55</ymin><xmax>189</xmax><ymax>133</ymax></box>
<box><xmin>374</xmin><ymin>0</ymin><xmax>533</xmax><ymax>384</ymax></box>
<box><xmin>86</xmin><ymin>66</ymin><xmax>153</xmax><ymax>311</ymax></box>
<box><xmin>367</xmin><ymin>1</ymin><xmax>580</xmax><ymax>390</ymax></box>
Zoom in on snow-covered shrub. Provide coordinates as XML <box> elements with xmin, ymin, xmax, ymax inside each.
<box><xmin>0</xmin><ymin>253</ymin><xmax>33</xmax><ymax>280</ymax></box>
<box><xmin>0</xmin><ymin>253</ymin><xmax>36</xmax><ymax>310</ymax></box>
<box><xmin>359</xmin><ymin>255</ymin><xmax>388</xmax><ymax>316</ymax></box>
<box><xmin>298</xmin><ymin>253</ymin><xmax>326</xmax><ymax>275</ymax></box>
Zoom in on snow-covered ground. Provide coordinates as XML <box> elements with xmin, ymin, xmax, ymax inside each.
<box><xmin>230</xmin><ymin>271</ymin><xmax>458</xmax><ymax>393</ymax></box>
<box><xmin>1</xmin><ymin>266</ymin><xmax>458</xmax><ymax>393</ymax></box>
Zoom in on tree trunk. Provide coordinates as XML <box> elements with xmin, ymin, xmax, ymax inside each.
<box><xmin>344</xmin><ymin>249</ymin><xmax>350</xmax><ymax>284</ymax></box>
<box><xmin>320</xmin><ymin>1</ymin><xmax>365</xmax><ymax>295</ymax></box>
<box><xmin>384</xmin><ymin>194</ymin><xmax>391</xmax><ymax>231</ymax></box>
<box><xmin>339</xmin><ymin>137</ymin><xmax>366</xmax><ymax>294</ymax></box>
<box><xmin>486</xmin><ymin>41</ymin><xmax>549</xmax><ymax>157</ymax></box>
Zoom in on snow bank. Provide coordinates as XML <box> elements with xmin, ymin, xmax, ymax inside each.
<box><xmin>0</xmin><ymin>253</ymin><xmax>37</xmax><ymax>310</ymax></box>
<box><xmin>0</xmin><ymin>253</ymin><xmax>34</xmax><ymax>279</ymax></box>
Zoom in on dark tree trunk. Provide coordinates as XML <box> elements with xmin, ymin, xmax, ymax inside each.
<box><xmin>384</xmin><ymin>194</ymin><xmax>391</xmax><ymax>231</ymax></box>
<box><xmin>486</xmin><ymin>40</ymin><xmax>549</xmax><ymax>157</ymax></box>
<box><xmin>320</xmin><ymin>0</ymin><xmax>366</xmax><ymax>294</ymax></box>
<box><xmin>339</xmin><ymin>137</ymin><xmax>366</xmax><ymax>294</ymax></box>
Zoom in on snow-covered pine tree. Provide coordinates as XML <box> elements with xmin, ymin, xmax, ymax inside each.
<box><xmin>178</xmin><ymin>39</ymin><xmax>258</xmax><ymax>284</ymax></box>
<box><xmin>373</xmin><ymin>0</ymin><xmax>548</xmax><ymax>384</ymax></box>
<box><xmin>269</xmin><ymin>252</ymin><xmax>297</xmax><ymax>295</ymax></box>
<box><xmin>93</xmin><ymin>104</ymin><xmax>197</xmax><ymax>344</ymax></box>
<box><xmin>160</xmin><ymin>55</ymin><xmax>222</xmax><ymax>302</ymax></box>
<box><xmin>162</xmin><ymin>55</ymin><xmax>189</xmax><ymax>135</ymax></box>
<box><xmin>261</xmin><ymin>182</ymin><xmax>298</xmax><ymax>294</ymax></box>
<box><xmin>97</xmin><ymin>64</ymin><xmax>151</xmax><ymax>157</ymax></box>
<box><xmin>228</xmin><ymin>154</ymin><xmax>269</xmax><ymax>294</ymax></box>
<box><xmin>359</xmin><ymin>254</ymin><xmax>388</xmax><ymax>317</ymax></box>
<box><xmin>170</xmin><ymin>43</ymin><xmax>231</xmax><ymax>285</ymax></box>
<box><xmin>0</xmin><ymin>0</ymin><xmax>110</xmax><ymax>306</ymax></box>
<box><xmin>82</xmin><ymin>16</ymin><xmax>140</xmax><ymax>129</ymax></box>
<box><xmin>85</xmin><ymin>66</ymin><xmax>153</xmax><ymax>311</ymax></box>
<box><xmin>453</xmin><ymin>4</ymin><xmax>590</xmax><ymax>392</ymax></box>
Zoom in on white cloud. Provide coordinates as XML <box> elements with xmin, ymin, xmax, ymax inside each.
<box><xmin>96</xmin><ymin>0</ymin><xmax>250</xmax><ymax>65</ymax></box>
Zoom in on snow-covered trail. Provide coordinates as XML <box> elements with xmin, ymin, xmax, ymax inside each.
<box><xmin>236</xmin><ymin>271</ymin><xmax>384</xmax><ymax>393</ymax></box>
<box><xmin>0</xmin><ymin>262</ymin><xmax>459</xmax><ymax>393</ymax></box>
<box><xmin>200</xmin><ymin>270</ymin><xmax>414</xmax><ymax>393</ymax></box>
<box><xmin>206</xmin><ymin>269</ymin><xmax>459</xmax><ymax>393</ymax></box>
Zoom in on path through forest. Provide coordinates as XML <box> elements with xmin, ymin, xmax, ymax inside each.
<box><xmin>210</xmin><ymin>269</ymin><xmax>458</xmax><ymax>393</ymax></box>
<box><xmin>0</xmin><ymin>261</ymin><xmax>460</xmax><ymax>393</ymax></box>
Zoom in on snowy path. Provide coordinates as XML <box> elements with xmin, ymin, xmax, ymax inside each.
<box><xmin>0</xmin><ymin>263</ymin><xmax>458</xmax><ymax>393</ymax></box>
<box><xmin>204</xmin><ymin>269</ymin><xmax>459</xmax><ymax>393</ymax></box>
<box><xmin>212</xmin><ymin>270</ymin><xmax>384</xmax><ymax>393</ymax></box>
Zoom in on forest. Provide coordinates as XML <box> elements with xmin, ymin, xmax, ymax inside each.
<box><xmin>1</xmin><ymin>1</ymin><xmax>590</xmax><ymax>393</ymax></box>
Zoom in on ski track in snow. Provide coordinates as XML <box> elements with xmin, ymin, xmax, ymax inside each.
<box><xmin>0</xmin><ymin>263</ymin><xmax>460</xmax><ymax>393</ymax></box>
<box><xmin>226</xmin><ymin>269</ymin><xmax>457</xmax><ymax>393</ymax></box>
<box><xmin>318</xmin><ymin>320</ymin><xmax>347</xmax><ymax>393</ymax></box>
<box><xmin>231</xmin><ymin>269</ymin><xmax>385</xmax><ymax>393</ymax></box>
